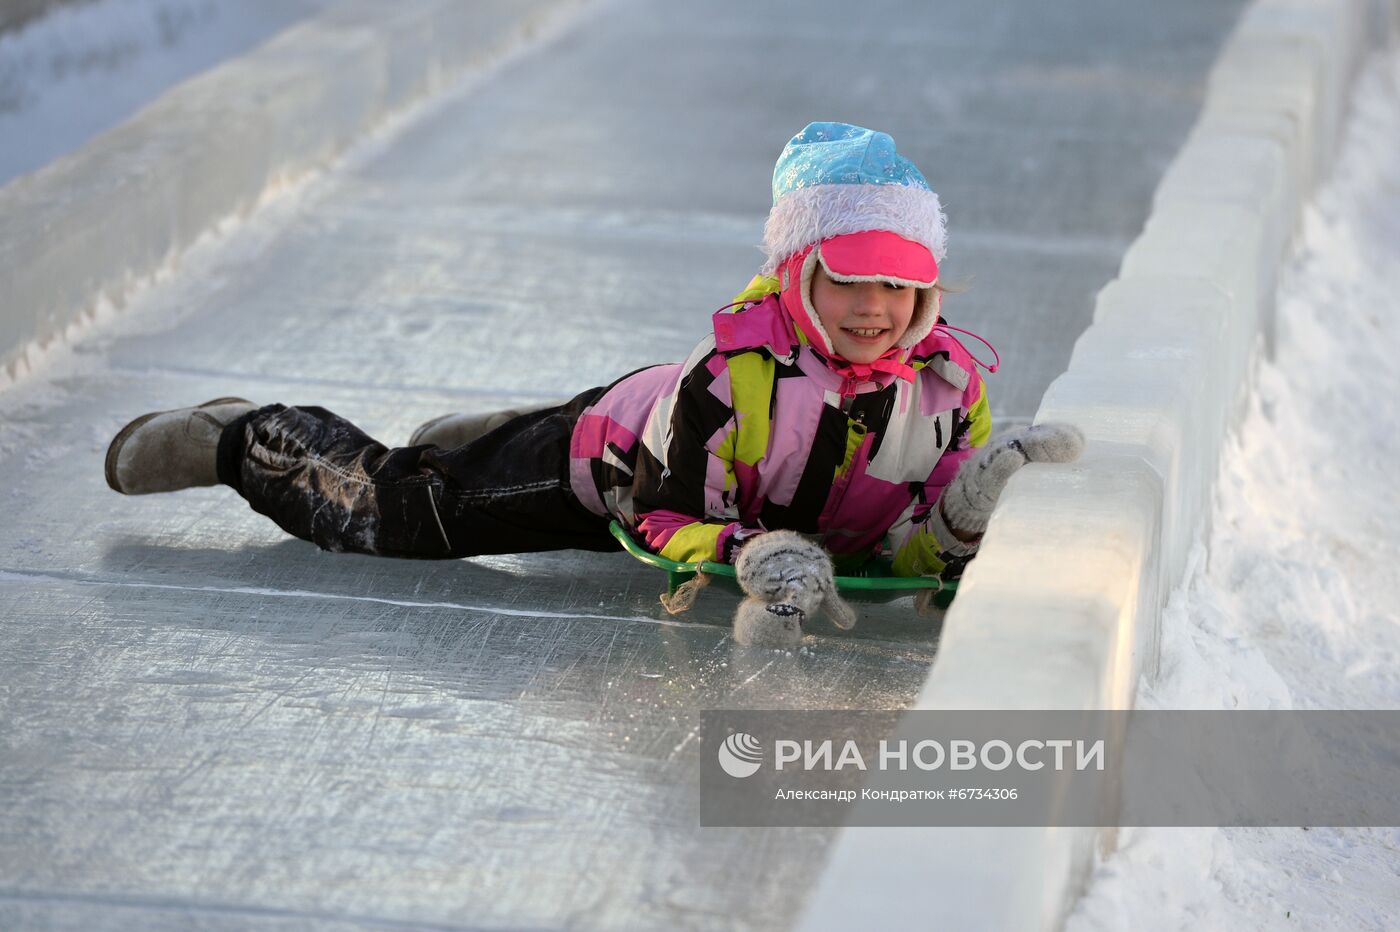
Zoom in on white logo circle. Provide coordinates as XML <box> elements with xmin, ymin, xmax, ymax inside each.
<box><xmin>718</xmin><ymin>732</ymin><xmax>763</xmax><ymax>778</ymax></box>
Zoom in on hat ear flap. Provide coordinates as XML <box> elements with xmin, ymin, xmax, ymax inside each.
<box><xmin>778</xmin><ymin>247</ymin><xmax>837</xmax><ymax>356</ymax></box>
<box><xmin>897</xmin><ymin>286</ymin><xmax>941</xmax><ymax>349</ymax></box>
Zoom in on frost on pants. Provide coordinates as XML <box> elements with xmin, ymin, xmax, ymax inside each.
<box><xmin>240</xmin><ymin>405</ymin><xmax>388</xmax><ymax>556</ymax></box>
<box><xmin>224</xmin><ymin>401</ymin><xmax>618</xmax><ymax>559</ymax></box>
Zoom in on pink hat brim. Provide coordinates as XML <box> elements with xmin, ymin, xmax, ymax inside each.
<box><xmin>819</xmin><ymin>230</ymin><xmax>939</xmax><ymax>285</ymax></box>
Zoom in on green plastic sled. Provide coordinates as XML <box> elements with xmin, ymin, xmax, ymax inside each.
<box><xmin>608</xmin><ymin>521</ymin><xmax>957</xmax><ymax>608</ymax></box>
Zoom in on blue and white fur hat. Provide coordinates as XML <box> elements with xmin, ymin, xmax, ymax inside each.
<box><xmin>761</xmin><ymin>122</ymin><xmax>948</xmax><ymax>275</ymax></box>
<box><xmin>761</xmin><ymin>122</ymin><xmax>948</xmax><ymax>351</ymax></box>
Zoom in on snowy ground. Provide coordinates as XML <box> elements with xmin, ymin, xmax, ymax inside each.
<box><xmin>0</xmin><ymin>0</ymin><xmax>341</xmax><ymax>187</ymax></box>
<box><xmin>1065</xmin><ymin>50</ymin><xmax>1400</xmax><ymax>932</ymax></box>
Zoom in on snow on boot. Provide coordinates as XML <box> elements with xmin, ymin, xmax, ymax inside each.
<box><xmin>940</xmin><ymin>422</ymin><xmax>1084</xmax><ymax>538</ymax></box>
<box><xmin>105</xmin><ymin>397</ymin><xmax>256</xmax><ymax>495</ymax></box>
<box><xmin>408</xmin><ymin>402</ymin><xmax>559</xmax><ymax>449</ymax></box>
<box><xmin>731</xmin><ymin>530</ymin><xmax>856</xmax><ymax>646</ymax></box>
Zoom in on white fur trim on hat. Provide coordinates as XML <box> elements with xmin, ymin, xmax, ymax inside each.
<box><xmin>761</xmin><ymin>182</ymin><xmax>948</xmax><ymax>275</ymax></box>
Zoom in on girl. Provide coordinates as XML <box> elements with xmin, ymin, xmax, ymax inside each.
<box><xmin>105</xmin><ymin>123</ymin><xmax>1082</xmax><ymax>646</ymax></box>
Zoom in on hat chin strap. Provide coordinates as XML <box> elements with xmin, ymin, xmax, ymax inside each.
<box><xmin>785</xmin><ymin>246</ymin><xmax>940</xmax><ymax>357</ymax></box>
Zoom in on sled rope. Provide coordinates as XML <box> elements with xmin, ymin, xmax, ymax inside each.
<box><xmin>660</xmin><ymin>572</ymin><xmax>711</xmax><ymax>615</ymax></box>
<box><xmin>913</xmin><ymin>582</ymin><xmax>946</xmax><ymax>616</ymax></box>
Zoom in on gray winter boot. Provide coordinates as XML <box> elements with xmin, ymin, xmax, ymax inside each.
<box><xmin>408</xmin><ymin>401</ymin><xmax>559</xmax><ymax>449</ymax></box>
<box><xmin>105</xmin><ymin>397</ymin><xmax>257</xmax><ymax>495</ymax></box>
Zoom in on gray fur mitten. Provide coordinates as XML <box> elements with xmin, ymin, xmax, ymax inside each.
<box><xmin>731</xmin><ymin>530</ymin><xmax>856</xmax><ymax>647</ymax></box>
<box><xmin>940</xmin><ymin>422</ymin><xmax>1085</xmax><ymax>538</ymax></box>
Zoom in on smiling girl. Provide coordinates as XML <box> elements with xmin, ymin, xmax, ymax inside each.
<box><xmin>105</xmin><ymin>123</ymin><xmax>1082</xmax><ymax>645</ymax></box>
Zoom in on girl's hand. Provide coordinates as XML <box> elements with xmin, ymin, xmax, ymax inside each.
<box><xmin>941</xmin><ymin>423</ymin><xmax>1085</xmax><ymax>539</ymax></box>
<box><xmin>731</xmin><ymin>530</ymin><xmax>856</xmax><ymax>646</ymax></box>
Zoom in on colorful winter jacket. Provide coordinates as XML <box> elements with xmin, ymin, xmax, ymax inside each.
<box><xmin>567</xmin><ymin>280</ymin><xmax>992</xmax><ymax>579</ymax></box>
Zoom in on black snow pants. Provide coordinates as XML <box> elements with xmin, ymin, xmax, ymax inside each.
<box><xmin>215</xmin><ymin>389</ymin><xmax>619</xmax><ymax>559</ymax></box>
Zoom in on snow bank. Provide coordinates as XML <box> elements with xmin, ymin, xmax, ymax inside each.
<box><xmin>800</xmin><ymin>1</ymin><xmax>1396</xmax><ymax>929</ymax></box>
<box><xmin>1066</xmin><ymin>49</ymin><xmax>1400</xmax><ymax>930</ymax></box>
<box><xmin>0</xmin><ymin>0</ymin><xmax>592</xmax><ymax>383</ymax></box>
<box><xmin>0</xmin><ymin>0</ymin><xmax>342</xmax><ymax>187</ymax></box>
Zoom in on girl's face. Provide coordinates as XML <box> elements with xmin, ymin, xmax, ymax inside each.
<box><xmin>810</xmin><ymin>263</ymin><xmax>918</xmax><ymax>364</ymax></box>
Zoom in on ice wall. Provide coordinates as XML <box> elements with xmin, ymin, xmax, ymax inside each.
<box><xmin>0</xmin><ymin>0</ymin><xmax>588</xmax><ymax>382</ymax></box>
